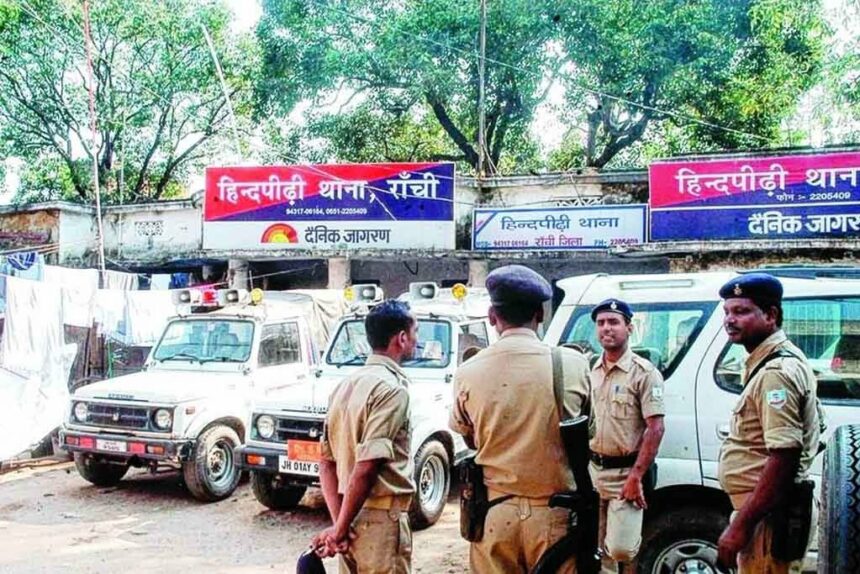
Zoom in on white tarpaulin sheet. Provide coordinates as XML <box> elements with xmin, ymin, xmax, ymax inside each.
<box><xmin>0</xmin><ymin>277</ymin><xmax>74</xmax><ymax>460</ymax></box>
<box><xmin>2</xmin><ymin>276</ymin><xmax>64</xmax><ymax>374</ymax></box>
<box><xmin>122</xmin><ymin>290</ymin><xmax>175</xmax><ymax>345</ymax></box>
<box><xmin>103</xmin><ymin>269</ymin><xmax>139</xmax><ymax>291</ymax></box>
<box><xmin>267</xmin><ymin>289</ymin><xmax>349</xmax><ymax>351</ymax></box>
<box><xmin>44</xmin><ymin>265</ymin><xmax>99</xmax><ymax>328</ymax></box>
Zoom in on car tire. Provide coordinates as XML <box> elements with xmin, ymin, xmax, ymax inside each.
<box><xmin>819</xmin><ymin>424</ymin><xmax>860</xmax><ymax>574</ymax></box>
<box><xmin>73</xmin><ymin>453</ymin><xmax>128</xmax><ymax>486</ymax></box>
<box><xmin>634</xmin><ymin>506</ymin><xmax>728</xmax><ymax>574</ymax></box>
<box><xmin>250</xmin><ymin>471</ymin><xmax>306</xmax><ymax>510</ymax></box>
<box><xmin>408</xmin><ymin>440</ymin><xmax>450</xmax><ymax>530</ymax></box>
<box><xmin>182</xmin><ymin>424</ymin><xmax>242</xmax><ymax>502</ymax></box>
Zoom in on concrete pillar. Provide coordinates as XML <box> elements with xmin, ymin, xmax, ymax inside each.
<box><xmin>228</xmin><ymin>259</ymin><xmax>250</xmax><ymax>290</ymax></box>
<box><xmin>468</xmin><ymin>259</ymin><xmax>489</xmax><ymax>287</ymax></box>
<box><xmin>328</xmin><ymin>257</ymin><xmax>350</xmax><ymax>289</ymax></box>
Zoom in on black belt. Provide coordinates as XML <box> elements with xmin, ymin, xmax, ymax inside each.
<box><xmin>590</xmin><ymin>452</ymin><xmax>639</xmax><ymax>469</ymax></box>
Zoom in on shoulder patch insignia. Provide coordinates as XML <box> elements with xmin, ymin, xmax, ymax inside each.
<box><xmin>766</xmin><ymin>388</ymin><xmax>787</xmax><ymax>409</ymax></box>
<box><xmin>652</xmin><ymin>387</ymin><xmax>663</xmax><ymax>399</ymax></box>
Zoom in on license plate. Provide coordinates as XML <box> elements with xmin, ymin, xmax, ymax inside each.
<box><xmin>278</xmin><ymin>456</ymin><xmax>320</xmax><ymax>476</ymax></box>
<box><xmin>279</xmin><ymin>440</ymin><xmax>321</xmax><ymax>476</ymax></box>
<box><xmin>96</xmin><ymin>439</ymin><xmax>127</xmax><ymax>453</ymax></box>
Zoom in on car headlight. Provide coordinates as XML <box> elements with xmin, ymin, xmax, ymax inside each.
<box><xmin>153</xmin><ymin>408</ymin><xmax>172</xmax><ymax>430</ymax></box>
<box><xmin>73</xmin><ymin>402</ymin><xmax>89</xmax><ymax>422</ymax></box>
<box><xmin>256</xmin><ymin>415</ymin><xmax>275</xmax><ymax>439</ymax></box>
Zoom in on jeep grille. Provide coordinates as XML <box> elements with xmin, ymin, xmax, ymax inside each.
<box><xmin>85</xmin><ymin>403</ymin><xmax>153</xmax><ymax>431</ymax></box>
<box><xmin>255</xmin><ymin>415</ymin><xmax>323</xmax><ymax>443</ymax></box>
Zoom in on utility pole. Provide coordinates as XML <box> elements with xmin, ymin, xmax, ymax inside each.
<box><xmin>82</xmin><ymin>0</ymin><xmax>106</xmax><ymax>276</ymax></box>
<box><xmin>477</xmin><ymin>0</ymin><xmax>487</xmax><ymax>181</ymax></box>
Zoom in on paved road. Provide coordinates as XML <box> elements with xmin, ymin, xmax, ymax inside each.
<box><xmin>0</xmin><ymin>462</ymin><xmax>468</xmax><ymax>573</ymax></box>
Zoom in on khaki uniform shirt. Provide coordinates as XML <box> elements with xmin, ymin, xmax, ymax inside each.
<box><xmin>719</xmin><ymin>330</ymin><xmax>821</xmax><ymax>502</ymax></box>
<box><xmin>449</xmin><ymin>328</ymin><xmax>591</xmax><ymax>497</ymax></box>
<box><xmin>590</xmin><ymin>348</ymin><xmax>665</xmax><ymax>458</ymax></box>
<box><xmin>321</xmin><ymin>354</ymin><xmax>415</xmax><ymax>499</ymax></box>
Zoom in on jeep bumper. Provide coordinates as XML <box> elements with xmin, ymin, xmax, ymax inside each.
<box><xmin>59</xmin><ymin>429</ymin><xmax>194</xmax><ymax>463</ymax></box>
<box><xmin>234</xmin><ymin>444</ymin><xmax>319</xmax><ymax>485</ymax></box>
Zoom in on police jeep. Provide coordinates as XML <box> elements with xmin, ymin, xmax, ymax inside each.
<box><xmin>60</xmin><ymin>288</ymin><xmax>336</xmax><ymax>502</ymax></box>
<box><xmin>235</xmin><ymin>282</ymin><xmax>496</xmax><ymax>528</ymax></box>
<box><xmin>543</xmin><ymin>267</ymin><xmax>860</xmax><ymax>574</ymax></box>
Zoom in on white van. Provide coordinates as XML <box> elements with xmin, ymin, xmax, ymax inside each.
<box><xmin>543</xmin><ymin>268</ymin><xmax>860</xmax><ymax>573</ymax></box>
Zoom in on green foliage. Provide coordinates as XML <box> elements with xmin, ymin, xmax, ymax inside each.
<box><xmin>257</xmin><ymin>0</ymin><xmax>559</xmax><ymax>174</ymax></box>
<box><xmin>14</xmin><ymin>156</ymin><xmax>82</xmax><ymax>203</ymax></box>
<box><xmin>0</xmin><ymin>0</ymin><xmax>259</xmax><ymax>204</ymax></box>
<box><xmin>559</xmin><ymin>0</ymin><xmax>826</xmax><ymax>166</ymax></box>
<box><xmin>258</xmin><ymin>0</ymin><xmax>826</xmax><ymax>173</ymax></box>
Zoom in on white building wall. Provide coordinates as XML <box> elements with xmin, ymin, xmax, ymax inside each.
<box><xmin>103</xmin><ymin>202</ymin><xmax>202</xmax><ymax>261</ymax></box>
<box><xmin>58</xmin><ymin>209</ymin><xmax>95</xmax><ymax>265</ymax></box>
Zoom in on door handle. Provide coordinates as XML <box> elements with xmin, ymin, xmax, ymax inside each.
<box><xmin>716</xmin><ymin>424</ymin><xmax>730</xmax><ymax>440</ymax></box>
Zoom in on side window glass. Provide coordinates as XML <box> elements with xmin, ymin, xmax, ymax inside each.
<box><xmin>258</xmin><ymin>323</ymin><xmax>301</xmax><ymax>367</ymax></box>
<box><xmin>715</xmin><ymin>297</ymin><xmax>860</xmax><ymax>401</ymax></box>
<box><xmin>458</xmin><ymin>322</ymin><xmax>490</xmax><ymax>363</ymax></box>
<box><xmin>560</xmin><ymin>302</ymin><xmax>713</xmax><ymax>378</ymax></box>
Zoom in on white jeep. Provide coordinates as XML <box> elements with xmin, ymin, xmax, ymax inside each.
<box><xmin>60</xmin><ymin>289</ymin><xmax>342</xmax><ymax>502</ymax></box>
<box><xmin>543</xmin><ymin>268</ymin><xmax>860</xmax><ymax>574</ymax></box>
<box><xmin>235</xmin><ymin>283</ymin><xmax>496</xmax><ymax>528</ymax></box>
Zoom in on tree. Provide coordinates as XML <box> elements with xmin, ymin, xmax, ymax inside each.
<box><xmin>0</xmin><ymin>0</ymin><xmax>258</xmax><ymax>203</ymax></box>
<box><xmin>257</xmin><ymin>0</ymin><xmax>825</xmax><ymax>173</ymax></box>
<box><xmin>257</xmin><ymin>0</ymin><xmax>559</xmax><ymax>174</ymax></box>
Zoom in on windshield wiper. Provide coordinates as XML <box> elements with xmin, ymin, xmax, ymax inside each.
<box><xmin>332</xmin><ymin>354</ymin><xmax>367</xmax><ymax>368</ymax></box>
<box><xmin>159</xmin><ymin>352</ymin><xmax>201</xmax><ymax>362</ymax></box>
<box><xmin>199</xmin><ymin>355</ymin><xmax>244</xmax><ymax>364</ymax></box>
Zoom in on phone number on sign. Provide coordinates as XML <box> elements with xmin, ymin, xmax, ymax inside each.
<box><xmin>284</xmin><ymin>207</ymin><xmax>369</xmax><ymax>216</ymax></box>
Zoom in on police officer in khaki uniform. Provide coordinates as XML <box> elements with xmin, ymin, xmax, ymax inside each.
<box><xmin>589</xmin><ymin>299</ymin><xmax>665</xmax><ymax>573</ymax></box>
<box><xmin>450</xmin><ymin>265</ymin><xmax>591</xmax><ymax>573</ymax></box>
<box><xmin>717</xmin><ymin>273</ymin><xmax>822</xmax><ymax>573</ymax></box>
<box><xmin>312</xmin><ymin>300</ymin><xmax>418</xmax><ymax>574</ymax></box>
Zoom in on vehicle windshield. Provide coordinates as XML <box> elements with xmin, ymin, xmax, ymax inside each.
<box><xmin>326</xmin><ymin>319</ymin><xmax>453</xmax><ymax>368</ymax></box>
<box><xmin>153</xmin><ymin>319</ymin><xmax>254</xmax><ymax>363</ymax></box>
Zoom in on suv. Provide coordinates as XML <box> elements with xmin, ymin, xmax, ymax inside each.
<box><xmin>235</xmin><ymin>283</ymin><xmax>496</xmax><ymax>528</ymax></box>
<box><xmin>60</xmin><ymin>289</ymin><xmax>343</xmax><ymax>502</ymax></box>
<box><xmin>543</xmin><ymin>269</ymin><xmax>860</xmax><ymax>574</ymax></box>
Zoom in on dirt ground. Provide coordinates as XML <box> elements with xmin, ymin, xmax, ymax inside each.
<box><xmin>0</xmin><ymin>462</ymin><xmax>469</xmax><ymax>573</ymax></box>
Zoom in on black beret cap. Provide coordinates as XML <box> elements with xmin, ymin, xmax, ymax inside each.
<box><xmin>719</xmin><ymin>273</ymin><xmax>783</xmax><ymax>303</ymax></box>
<box><xmin>485</xmin><ymin>265</ymin><xmax>552</xmax><ymax>306</ymax></box>
<box><xmin>591</xmin><ymin>298</ymin><xmax>634</xmax><ymax>321</ymax></box>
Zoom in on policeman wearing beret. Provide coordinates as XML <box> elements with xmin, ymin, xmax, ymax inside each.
<box><xmin>450</xmin><ymin>265</ymin><xmax>591</xmax><ymax>573</ymax></box>
<box><xmin>716</xmin><ymin>273</ymin><xmax>824</xmax><ymax>573</ymax></box>
<box><xmin>589</xmin><ymin>298</ymin><xmax>665</xmax><ymax>573</ymax></box>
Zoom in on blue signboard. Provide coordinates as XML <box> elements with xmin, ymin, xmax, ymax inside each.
<box><xmin>650</xmin><ymin>151</ymin><xmax>860</xmax><ymax>241</ymax></box>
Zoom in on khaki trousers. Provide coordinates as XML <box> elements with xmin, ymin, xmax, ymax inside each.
<box><xmin>730</xmin><ymin>507</ymin><xmax>816</xmax><ymax>574</ymax></box>
<box><xmin>590</xmin><ymin>464</ymin><xmax>643</xmax><ymax>569</ymax></box>
<box><xmin>597</xmin><ymin>498</ymin><xmax>643</xmax><ymax>572</ymax></box>
<box><xmin>339</xmin><ymin>507</ymin><xmax>412</xmax><ymax>574</ymax></box>
<box><xmin>470</xmin><ymin>494</ymin><xmax>576</xmax><ymax>574</ymax></box>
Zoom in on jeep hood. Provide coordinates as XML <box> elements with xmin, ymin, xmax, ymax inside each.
<box><xmin>256</xmin><ymin>374</ymin><xmax>343</xmax><ymax>414</ymax></box>
<box><xmin>72</xmin><ymin>370</ymin><xmax>246</xmax><ymax>404</ymax></box>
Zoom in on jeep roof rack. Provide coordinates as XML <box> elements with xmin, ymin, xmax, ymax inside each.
<box><xmin>745</xmin><ymin>265</ymin><xmax>860</xmax><ymax>280</ymax></box>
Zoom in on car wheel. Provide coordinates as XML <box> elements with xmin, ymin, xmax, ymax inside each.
<box><xmin>74</xmin><ymin>453</ymin><xmax>128</xmax><ymax>487</ymax></box>
<box><xmin>408</xmin><ymin>440</ymin><xmax>450</xmax><ymax>530</ymax></box>
<box><xmin>250</xmin><ymin>471</ymin><xmax>306</xmax><ymax>510</ymax></box>
<box><xmin>819</xmin><ymin>424</ymin><xmax>860</xmax><ymax>574</ymax></box>
<box><xmin>634</xmin><ymin>506</ymin><xmax>728</xmax><ymax>574</ymax></box>
<box><xmin>182</xmin><ymin>424</ymin><xmax>242</xmax><ymax>502</ymax></box>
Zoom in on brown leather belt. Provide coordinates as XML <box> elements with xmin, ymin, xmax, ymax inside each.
<box><xmin>590</xmin><ymin>452</ymin><xmax>639</xmax><ymax>469</ymax></box>
<box><xmin>363</xmin><ymin>494</ymin><xmax>412</xmax><ymax>511</ymax></box>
